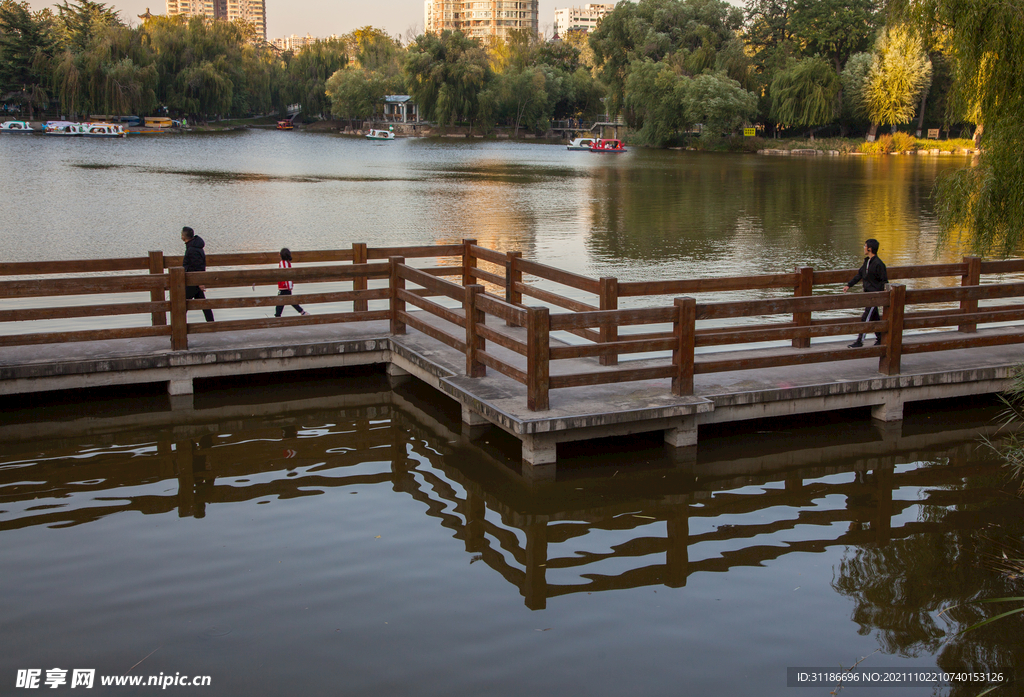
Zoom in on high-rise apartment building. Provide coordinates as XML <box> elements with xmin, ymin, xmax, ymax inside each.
<box><xmin>165</xmin><ymin>0</ymin><xmax>267</xmax><ymax>42</ymax></box>
<box><xmin>553</xmin><ymin>3</ymin><xmax>614</xmax><ymax>37</ymax></box>
<box><xmin>424</xmin><ymin>0</ymin><xmax>539</xmax><ymax>40</ymax></box>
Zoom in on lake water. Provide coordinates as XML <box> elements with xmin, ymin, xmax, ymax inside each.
<box><xmin>1</xmin><ymin>131</ymin><xmax>1021</xmax><ymax>695</ymax></box>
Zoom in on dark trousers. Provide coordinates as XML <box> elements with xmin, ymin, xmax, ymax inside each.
<box><xmin>857</xmin><ymin>306</ymin><xmax>881</xmax><ymax>342</ymax></box>
<box><xmin>275</xmin><ymin>289</ymin><xmax>304</xmax><ymax>317</ymax></box>
<box><xmin>185</xmin><ymin>285</ymin><xmax>214</xmax><ymax>322</ymax></box>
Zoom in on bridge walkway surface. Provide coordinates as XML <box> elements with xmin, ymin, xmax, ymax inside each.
<box><xmin>0</xmin><ymin>310</ymin><xmax>1018</xmax><ymax>479</ymax></box>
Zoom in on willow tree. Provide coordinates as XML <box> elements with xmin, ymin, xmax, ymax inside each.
<box><xmin>862</xmin><ymin>25</ymin><xmax>932</xmax><ymax>138</ymax></box>
<box><xmin>889</xmin><ymin>0</ymin><xmax>1024</xmax><ymax>254</ymax></box>
<box><xmin>404</xmin><ymin>30</ymin><xmax>492</xmax><ymax>129</ymax></box>
<box><xmin>0</xmin><ymin>0</ymin><xmax>56</xmax><ymax>118</ymax></box>
<box><xmin>770</xmin><ymin>56</ymin><xmax>841</xmax><ymax>137</ymax></box>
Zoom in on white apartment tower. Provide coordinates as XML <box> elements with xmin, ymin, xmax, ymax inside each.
<box><xmin>166</xmin><ymin>0</ymin><xmax>267</xmax><ymax>42</ymax></box>
<box><xmin>553</xmin><ymin>3</ymin><xmax>615</xmax><ymax>37</ymax></box>
<box><xmin>425</xmin><ymin>0</ymin><xmax>539</xmax><ymax>40</ymax></box>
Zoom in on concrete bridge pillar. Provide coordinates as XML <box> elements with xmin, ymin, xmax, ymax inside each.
<box><xmin>871</xmin><ymin>392</ymin><xmax>904</xmax><ymax>422</ymax></box>
<box><xmin>522</xmin><ymin>433</ymin><xmax>557</xmax><ymax>481</ymax></box>
<box><xmin>168</xmin><ymin>378</ymin><xmax>193</xmax><ymax>396</ymax></box>
<box><xmin>664</xmin><ymin>417</ymin><xmax>698</xmax><ymax>448</ymax></box>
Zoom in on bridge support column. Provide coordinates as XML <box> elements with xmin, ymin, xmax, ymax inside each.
<box><xmin>386</xmin><ymin>362</ymin><xmax>411</xmax><ymax>387</ymax></box>
<box><xmin>522</xmin><ymin>434</ymin><xmax>557</xmax><ymax>481</ymax></box>
<box><xmin>168</xmin><ymin>378</ymin><xmax>193</xmax><ymax>396</ymax></box>
<box><xmin>871</xmin><ymin>392</ymin><xmax>904</xmax><ymax>422</ymax></box>
<box><xmin>461</xmin><ymin>406</ymin><xmax>490</xmax><ymax>440</ymax></box>
<box><xmin>665</xmin><ymin>417</ymin><xmax>698</xmax><ymax>448</ymax></box>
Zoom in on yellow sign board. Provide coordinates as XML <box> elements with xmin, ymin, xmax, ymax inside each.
<box><xmin>743</xmin><ymin>128</ymin><xmax>756</xmax><ymax>137</ymax></box>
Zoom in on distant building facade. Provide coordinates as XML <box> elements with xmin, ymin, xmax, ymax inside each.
<box><xmin>271</xmin><ymin>34</ymin><xmax>341</xmax><ymax>51</ymax></box>
<box><xmin>165</xmin><ymin>0</ymin><xmax>267</xmax><ymax>42</ymax></box>
<box><xmin>424</xmin><ymin>0</ymin><xmax>539</xmax><ymax>40</ymax></box>
<box><xmin>553</xmin><ymin>3</ymin><xmax>614</xmax><ymax>36</ymax></box>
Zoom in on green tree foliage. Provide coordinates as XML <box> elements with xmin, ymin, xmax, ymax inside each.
<box><xmin>285</xmin><ymin>38</ymin><xmax>348</xmax><ymax>118</ymax></box>
<box><xmin>889</xmin><ymin>0</ymin><xmax>1024</xmax><ymax>254</ymax></box>
<box><xmin>0</xmin><ymin>0</ymin><xmax>56</xmax><ymax>117</ymax></box>
<box><xmin>788</xmin><ymin>0</ymin><xmax>878</xmax><ymax>75</ymax></box>
<box><xmin>770</xmin><ymin>56</ymin><xmax>840</xmax><ymax>131</ymax></box>
<box><xmin>404</xmin><ymin>30</ymin><xmax>492</xmax><ymax>128</ymax></box>
<box><xmin>687</xmin><ymin>71</ymin><xmax>758</xmax><ymax>134</ymax></box>
<box><xmin>863</xmin><ymin>25</ymin><xmax>932</xmax><ymax>135</ymax></box>
<box><xmin>589</xmin><ymin>0</ymin><xmax>747</xmax><ymax>116</ymax></box>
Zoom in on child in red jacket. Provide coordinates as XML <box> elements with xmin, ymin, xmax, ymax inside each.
<box><xmin>275</xmin><ymin>248</ymin><xmax>309</xmax><ymax>317</ymax></box>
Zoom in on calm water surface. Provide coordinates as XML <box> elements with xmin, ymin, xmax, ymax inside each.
<box><xmin>1</xmin><ymin>131</ymin><xmax>1021</xmax><ymax>695</ymax></box>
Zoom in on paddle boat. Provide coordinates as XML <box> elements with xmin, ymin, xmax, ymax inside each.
<box><xmin>43</xmin><ymin>121</ymin><xmax>82</xmax><ymax>135</ymax></box>
<box><xmin>590</xmin><ymin>138</ymin><xmax>626</xmax><ymax>153</ymax></box>
<box><xmin>277</xmin><ymin>119</ymin><xmax>294</xmax><ymax>130</ymax></box>
<box><xmin>366</xmin><ymin>128</ymin><xmax>395</xmax><ymax>140</ymax></box>
<box><xmin>1</xmin><ymin>120</ymin><xmax>35</xmax><ymax>133</ymax></box>
<box><xmin>567</xmin><ymin>137</ymin><xmax>596</xmax><ymax>151</ymax></box>
<box><xmin>81</xmin><ymin>122</ymin><xmax>127</xmax><ymax>137</ymax></box>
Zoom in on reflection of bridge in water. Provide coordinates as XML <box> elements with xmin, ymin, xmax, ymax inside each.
<box><xmin>0</xmin><ymin>374</ymin><xmax>1015</xmax><ymax>610</ymax></box>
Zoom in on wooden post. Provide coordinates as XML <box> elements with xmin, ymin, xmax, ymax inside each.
<box><xmin>505</xmin><ymin>251</ymin><xmax>523</xmax><ymax>327</ymax></box>
<box><xmin>599</xmin><ymin>276</ymin><xmax>619</xmax><ymax>366</ymax></box>
<box><xmin>464</xmin><ymin>284</ymin><xmax>486</xmax><ymax>377</ymax></box>
<box><xmin>672</xmin><ymin>297</ymin><xmax>696</xmax><ymax>396</ymax></box>
<box><xmin>148</xmin><ymin>250</ymin><xmax>166</xmax><ymax>327</ymax></box>
<box><xmin>389</xmin><ymin>256</ymin><xmax>406</xmax><ymax>335</ymax></box>
<box><xmin>527</xmin><ymin>305</ymin><xmax>550</xmax><ymax>411</ymax></box>
<box><xmin>352</xmin><ymin>242</ymin><xmax>368</xmax><ymax>313</ymax></box>
<box><xmin>462</xmin><ymin>238</ymin><xmax>477</xmax><ymax>288</ymax></box>
<box><xmin>879</xmin><ymin>283</ymin><xmax>904</xmax><ymax>376</ymax></box>
<box><xmin>792</xmin><ymin>266</ymin><xmax>813</xmax><ymax>348</ymax></box>
<box><xmin>959</xmin><ymin>255</ymin><xmax>981</xmax><ymax>333</ymax></box>
<box><xmin>169</xmin><ymin>266</ymin><xmax>188</xmax><ymax>351</ymax></box>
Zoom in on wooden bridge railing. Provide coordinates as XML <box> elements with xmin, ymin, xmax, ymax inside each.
<box><xmin>3</xmin><ymin>244</ymin><xmax>1024</xmax><ymax>412</ymax></box>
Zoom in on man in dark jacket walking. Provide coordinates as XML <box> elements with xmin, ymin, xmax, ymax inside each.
<box><xmin>181</xmin><ymin>226</ymin><xmax>214</xmax><ymax>322</ymax></box>
<box><xmin>843</xmin><ymin>238</ymin><xmax>887</xmax><ymax>347</ymax></box>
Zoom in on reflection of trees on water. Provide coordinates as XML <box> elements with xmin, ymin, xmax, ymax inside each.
<box><xmin>831</xmin><ymin>464</ymin><xmax>1024</xmax><ymax>693</ymax></box>
<box><xmin>583</xmin><ymin>154</ymin><xmax>967</xmax><ymax>279</ymax></box>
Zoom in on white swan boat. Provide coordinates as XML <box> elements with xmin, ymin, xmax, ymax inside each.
<box><xmin>1</xmin><ymin>120</ymin><xmax>35</xmax><ymax>133</ymax></box>
<box><xmin>567</xmin><ymin>137</ymin><xmax>595</xmax><ymax>150</ymax></box>
<box><xmin>80</xmin><ymin>122</ymin><xmax>127</xmax><ymax>138</ymax></box>
<box><xmin>366</xmin><ymin>128</ymin><xmax>395</xmax><ymax>140</ymax></box>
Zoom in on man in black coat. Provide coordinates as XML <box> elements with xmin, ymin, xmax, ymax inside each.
<box><xmin>181</xmin><ymin>226</ymin><xmax>214</xmax><ymax>322</ymax></box>
<box><xmin>843</xmin><ymin>238</ymin><xmax>887</xmax><ymax>347</ymax></box>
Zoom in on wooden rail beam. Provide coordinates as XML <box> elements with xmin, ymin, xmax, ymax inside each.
<box><xmin>506</xmin><ymin>251</ymin><xmax>523</xmax><ymax>327</ymax></box>
<box><xmin>390</xmin><ymin>257</ymin><xmax>406</xmax><ymax>335</ymax></box>
<box><xmin>792</xmin><ymin>266</ymin><xmax>813</xmax><ymax>349</ymax></box>
<box><xmin>599</xmin><ymin>277</ymin><xmax>619</xmax><ymax>366</ymax></box>
<box><xmin>462</xmin><ymin>238</ymin><xmax>477</xmax><ymax>288</ymax></box>
<box><xmin>959</xmin><ymin>256</ymin><xmax>981</xmax><ymax>333</ymax></box>
<box><xmin>880</xmin><ymin>283</ymin><xmax>905</xmax><ymax>375</ymax></box>
<box><xmin>169</xmin><ymin>266</ymin><xmax>188</xmax><ymax>350</ymax></box>
<box><xmin>673</xmin><ymin>297</ymin><xmax>696</xmax><ymax>396</ymax></box>
<box><xmin>465</xmin><ymin>284</ymin><xmax>486</xmax><ymax>377</ymax></box>
<box><xmin>527</xmin><ymin>306</ymin><xmax>550</xmax><ymax>411</ymax></box>
<box><xmin>148</xmin><ymin>251</ymin><xmax>166</xmax><ymax>327</ymax></box>
<box><xmin>352</xmin><ymin>243</ymin><xmax>368</xmax><ymax>312</ymax></box>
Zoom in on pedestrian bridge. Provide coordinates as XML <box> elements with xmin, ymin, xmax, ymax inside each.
<box><xmin>2</xmin><ymin>242</ymin><xmax>1022</xmax><ymax>477</ymax></box>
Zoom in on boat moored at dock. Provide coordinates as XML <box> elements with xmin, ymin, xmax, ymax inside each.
<box><xmin>1</xmin><ymin>120</ymin><xmax>35</xmax><ymax>133</ymax></box>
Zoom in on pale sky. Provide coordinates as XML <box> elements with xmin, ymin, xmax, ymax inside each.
<box><xmin>27</xmin><ymin>0</ymin><xmax>562</xmax><ymax>43</ymax></box>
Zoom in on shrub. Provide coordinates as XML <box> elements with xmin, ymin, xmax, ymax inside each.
<box><xmin>892</xmin><ymin>131</ymin><xmax>917</xmax><ymax>151</ymax></box>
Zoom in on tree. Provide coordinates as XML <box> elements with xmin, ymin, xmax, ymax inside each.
<box><xmin>404</xmin><ymin>31</ymin><xmax>492</xmax><ymax>129</ymax></box>
<box><xmin>325</xmin><ymin>66</ymin><xmax>386</xmax><ymax>119</ymax></box>
<box><xmin>589</xmin><ymin>0</ymin><xmax>745</xmax><ymax>116</ymax></box>
<box><xmin>862</xmin><ymin>25</ymin><xmax>932</xmax><ymax>137</ymax></box>
<box><xmin>0</xmin><ymin>0</ymin><xmax>56</xmax><ymax>118</ymax></box>
<box><xmin>770</xmin><ymin>56</ymin><xmax>840</xmax><ymax>136</ymax></box>
<box><xmin>686</xmin><ymin>71</ymin><xmax>758</xmax><ymax>134</ymax></box>
<box><xmin>285</xmin><ymin>38</ymin><xmax>348</xmax><ymax>118</ymax></box>
<box><xmin>788</xmin><ymin>0</ymin><xmax>879</xmax><ymax>76</ymax></box>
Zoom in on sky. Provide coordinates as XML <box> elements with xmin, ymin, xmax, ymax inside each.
<box><xmin>26</xmin><ymin>0</ymin><xmax>563</xmax><ymax>43</ymax></box>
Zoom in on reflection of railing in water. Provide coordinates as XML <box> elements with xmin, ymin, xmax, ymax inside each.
<box><xmin>0</xmin><ymin>382</ymin><xmax>1014</xmax><ymax>610</ymax></box>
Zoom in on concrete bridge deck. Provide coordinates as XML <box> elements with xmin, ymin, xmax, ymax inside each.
<box><xmin>1</xmin><ymin>312</ymin><xmax>1019</xmax><ymax>478</ymax></box>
